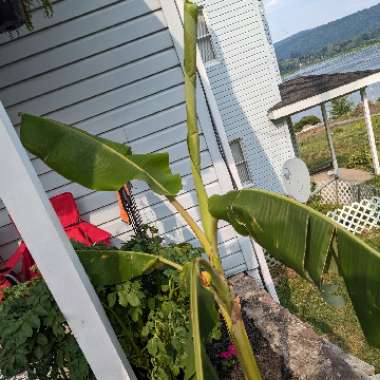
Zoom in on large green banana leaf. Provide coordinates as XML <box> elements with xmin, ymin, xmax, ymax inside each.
<box><xmin>209</xmin><ymin>189</ymin><xmax>380</xmax><ymax>348</ymax></box>
<box><xmin>77</xmin><ymin>250</ymin><xmax>182</xmax><ymax>286</ymax></box>
<box><xmin>20</xmin><ymin>114</ymin><xmax>182</xmax><ymax>196</ymax></box>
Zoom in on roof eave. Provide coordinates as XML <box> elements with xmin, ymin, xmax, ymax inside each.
<box><xmin>268</xmin><ymin>72</ymin><xmax>380</xmax><ymax>120</ymax></box>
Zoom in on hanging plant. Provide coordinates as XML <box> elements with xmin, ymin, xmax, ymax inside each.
<box><xmin>0</xmin><ymin>0</ymin><xmax>53</xmax><ymax>33</ymax></box>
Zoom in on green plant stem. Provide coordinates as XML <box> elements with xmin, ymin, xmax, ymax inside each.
<box><xmin>157</xmin><ymin>256</ymin><xmax>183</xmax><ymax>272</ymax></box>
<box><xmin>168</xmin><ymin>196</ymin><xmax>222</xmax><ymax>272</ymax></box>
<box><xmin>183</xmin><ymin>0</ymin><xmax>219</xmax><ymax>258</ymax></box>
<box><xmin>198</xmin><ymin>259</ymin><xmax>262</xmax><ymax>380</ymax></box>
<box><xmin>221</xmin><ymin>304</ymin><xmax>262</xmax><ymax>380</ymax></box>
<box><xmin>103</xmin><ymin>303</ymin><xmax>140</xmax><ymax>353</ymax></box>
<box><xmin>167</xmin><ymin>196</ymin><xmax>211</xmax><ymax>252</ymax></box>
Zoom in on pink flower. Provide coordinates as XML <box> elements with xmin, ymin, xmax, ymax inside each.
<box><xmin>219</xmin><ymin>344</ymin><xmax>237</xmax><ymax>360</ymax></box>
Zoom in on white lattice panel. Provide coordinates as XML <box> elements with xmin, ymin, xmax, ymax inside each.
<box><xmin>320</xmin><ymin>180</ymin><xmax>357</xmax><ymax>205</ymax></box>
<box><xmin>264</xmin><ymin>252</ymin><xmax>282</xmax><ymax>269</ymax></box>
<box><xmin>327</xmin><ymin>197</ymin><xmax>380</xmax><ymax>234</ymax></box>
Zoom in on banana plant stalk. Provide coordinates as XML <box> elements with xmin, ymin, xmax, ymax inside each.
<box><xmin>182</xmin><ymin>2</ymin><xmax>262</xmax><ymax>379</ymax></box>
<box><xmin>182</xmin><ymin>1</ymin><xmax>220</xmax><ymax>272</ymax></box>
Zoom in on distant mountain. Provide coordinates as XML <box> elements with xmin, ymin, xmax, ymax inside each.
<box><xmin>275</xmin><ymin>3</ymin><xmax>380</xmax><ymax>70</ymax></box>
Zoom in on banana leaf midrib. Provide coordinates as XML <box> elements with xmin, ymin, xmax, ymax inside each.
<box><xmin>21</xmin><ymin>114</ymin><xmax>178</xmax><ymax>196</ymax></box>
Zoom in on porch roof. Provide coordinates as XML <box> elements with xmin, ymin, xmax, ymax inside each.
<box><xmin>268</xmin><ymin>69</ymin><xmax>380</xmax><ymax>120</ymax></box>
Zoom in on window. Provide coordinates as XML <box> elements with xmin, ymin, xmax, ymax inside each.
<box><xmin>197</xmin><ymin>8</ymin><xmax>216</xmax><ymax>63</ymax></box>
<box><xmin>230</xmin><ymin>140</ymin><xmax>252</xmax><ymax>185</ymax></box>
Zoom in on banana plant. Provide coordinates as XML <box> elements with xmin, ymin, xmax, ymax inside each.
<box><xmin>19</xmin><ymin>1</ymin><xmax>380</xmax><ymax>379</ymax></box>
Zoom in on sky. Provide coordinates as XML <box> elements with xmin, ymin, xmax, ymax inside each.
<box><xmin>263</xmin><ymin>0</ymin><xmax>380</xmax><ymax>42</ymax></box>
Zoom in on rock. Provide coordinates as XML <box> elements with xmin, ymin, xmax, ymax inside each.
<box><xmin>230</xmin><ymin>273</ymin><xmax>378</xmax><ymax>380</ymax></box>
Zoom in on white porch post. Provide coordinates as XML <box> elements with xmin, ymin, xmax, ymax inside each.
<box><xmin>0</xmin><ymin>104</ymin><xmax>136</xmax><ymax>380</ymax></box>
<box><xmin>286</xmin><ymin>116</ymin><xmax>300</xmax><ymax>157</ymax></box>
<box><xmin>361</xmin><ymin>87</ymin><xmax>380</xmax><ymax>175</ymax></box>
<box><xmin>321</xmin><ymin>103</ymin><xmax>339</xmax><ymax>176</ymax></box>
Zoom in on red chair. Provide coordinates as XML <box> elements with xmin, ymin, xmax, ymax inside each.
<box><xmin>0</xmin><ymin>192</ymin><xmax>112</xmax><ymax>299</ymax></box>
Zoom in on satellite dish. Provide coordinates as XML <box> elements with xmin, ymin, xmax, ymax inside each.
<box><xmin>282</xmin><ymin>158</ymin><xmax>311</xmax><ymax>203</ymax></box>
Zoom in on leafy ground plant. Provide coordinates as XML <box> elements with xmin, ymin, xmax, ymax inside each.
<box><xmin>18</xmin><ymin>1</ymin><xmax>380</xmax><ymax>379</ymax></box>
<box><xmin>0</xmin><ymin>228</ymin><xmax>214</xmax><ymax>380</ymax></box>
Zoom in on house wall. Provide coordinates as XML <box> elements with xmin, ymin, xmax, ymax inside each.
<box><xmin>0</xmin><ymin>0</ymin><xmax>258</xmax><ymax>277</ymax></box>
<box><xmin>194</xmin><ymin>0</ymin><xmax>295</xmax><ymax>192</ymax></box>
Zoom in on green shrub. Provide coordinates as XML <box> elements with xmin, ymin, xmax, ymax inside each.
<box><xmin>307</xmin><ymin>195</ymin><xmax>341</xmax><ymax>214</ymax></box>
<box><xmin>0</xmin><ymin>227</ymin><xmax>216</xmax><ymax>380</ymax></box>
<box><xmin>330</xmin><ymin>96</ymin><xmax>353</xmax><ymax>119</ymax></box>
<box><xmin>346</xmin><ymin>149</ymin><xmax>371</xmax><ymax>170</ymax></box>
<box><xmin>0</xmin><ymin>279</ymin><xmax>92</xmax><ymax>380</ymax></box>
<box><xmin>294</xmin><ymin>115</ymin><xmax>321</xmax><ymax>132</ymax></box>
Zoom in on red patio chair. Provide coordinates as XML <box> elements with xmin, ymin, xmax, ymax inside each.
<box><xmin>0</xmin><ymin>192</ymin><xmax>112</xmax><ymax>298</ymax></box>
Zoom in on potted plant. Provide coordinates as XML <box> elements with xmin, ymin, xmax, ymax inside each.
<box><xmin>0</xmin><ymin>0</ymin><xmax>52</xmax><ymax>33</ymax></box>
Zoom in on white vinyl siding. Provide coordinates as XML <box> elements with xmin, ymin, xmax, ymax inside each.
<box><xmin>194</xmin><ymin>0</ymin><xmax>295</xmax><ymax>193</ymax></box>
<box><xmin>0</xmin><ymin>0</ymin><xmax>255</xmax><ymax>277</ymax></box>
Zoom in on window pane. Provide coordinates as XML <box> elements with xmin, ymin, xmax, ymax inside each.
<box><xmin>198</xmin><ymin>37</ymin><xmax>215</xmax><ymax>63</ymax></box>
<box><xmin>230</xmin><ymin>140</ymin><xmax>245</xmax><ymax>163</ymax></box>
<box><xmin>230</xmin><ymin>140</ymin><xmax>252</xmax><ymax>185</ymax></box>
<box><xmin>236</xmin><ymin>163</ymin><xmax>251</xmax><ymax>185</ymax></box>
<box><xmin>197</xmin><ymin>9</ymin><xmax>216</xmax><ymax>62</ymax></box>
<box><xmin>198</xmin><ymin>13</ymin><xmax>209</xmax><ymax>39</ymax></box>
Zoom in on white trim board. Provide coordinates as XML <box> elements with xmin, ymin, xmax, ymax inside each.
<box><xmin>269</xmin><ymin>72</ymin><xmax>380</xmax><ymax>120</ymax></box>
<box><xmin>0</xmin><ymin>103</ymin><xmax>136</xmax><ymax>380</ymax></box>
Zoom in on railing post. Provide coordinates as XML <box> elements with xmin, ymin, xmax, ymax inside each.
<box><xmin>321</xmin><ymin>103</ymin><xmax>339</xmax><ymax>176</ymax></box>
<box><xmin>361</xmin><ymin>87</ymin><xmax>380</xmax><ymax>175</ymax></box>
<box><xmin>0</xmin><ymin>103</ymin><xmax>136</xmax><ymax>380</ymax></box>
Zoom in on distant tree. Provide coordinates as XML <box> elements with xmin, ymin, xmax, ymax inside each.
<box><xmin>330</xmin><ymin>96</ymin><xmax>353</xmax><ymax>119</ymax></box>
<box><xmin>294</xmin><ymin>115</ymin><xmax>321</xmax><ymax>132</ymax></box>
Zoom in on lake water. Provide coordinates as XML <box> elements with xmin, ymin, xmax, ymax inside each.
<box><xmin>289</xmin><ymin>44</ymin><xmax>380</xmax><ymax>121</ymax></box>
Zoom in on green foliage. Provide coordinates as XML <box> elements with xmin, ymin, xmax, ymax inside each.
<box><xmin>346</xmin><ymin>149</ymin><xmax>371</xmax><ymax>170</ymax></box>
<box><xmin>0</xmin><ymin>279</ymin><xmax>94</xmax><ymax>380</ymax></box>
<box><xmin>209</xmin><ymin>189</ymin><xmax>380</xmax><ymax>347</ymax></box>
<box><xmin>307</xmin><ymin>196</ymin><xmax>341</xmax><ymax>215</ymax></box>
<box><xmin>294</xmin><ymin>115</ymin><xmax>321</xmax><ymax>132</ymax></box>
<box><xmin>330</xmin><ymin>96</ymin><xmax>353</xmax><ymax>119</ymax></box>
<box><xmin>78</xmin><ymin>250</ymin><xmax>182</xmax><ymax>286</ymax></box>
<box><xmin>20</xmin><ymin>114</ymin><xmax>182</xmax><ymax>196</ymax></box>
<box><xmin>0</xmin><ymin>228</ymin><xmax>218</xmax><ymax>380</ymax></box>
<box><xmin>21</xmin><ymin>0</ymin><xmax>53</xmax><ymax>30</ymax></box>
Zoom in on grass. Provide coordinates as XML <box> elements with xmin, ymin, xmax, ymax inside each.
<box><xmin>299</xmin><ymin>115</ymin><xmax>380</xmax><ymax>174</ymax></box>
<box><xmin>361</xmin><ymin>229</ymin><xmax>380</xmax><ymax>251</ymax></box>
<box><xmin>364</xmin><ymin>175</ymin><xmax>380</xmax><ymax>189</ymax></box>
<box><xmin>272</xmin><ymin>267</ymin><xmax>380</xmax><ymax>373</ymax></box>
